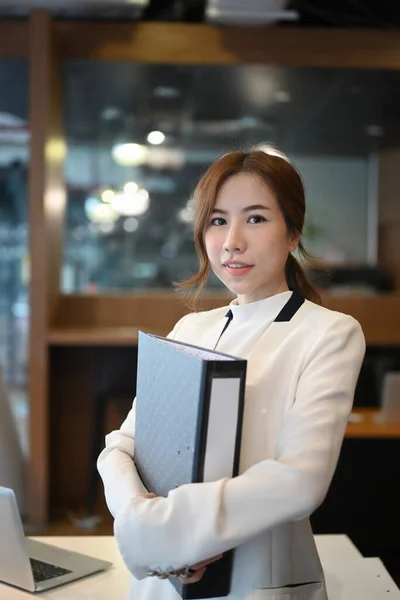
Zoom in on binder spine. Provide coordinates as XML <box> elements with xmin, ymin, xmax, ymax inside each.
<box><xmin>191</xmin><ymin>362</ymin><xmax>211</xmax><ymax>485</ymax></box>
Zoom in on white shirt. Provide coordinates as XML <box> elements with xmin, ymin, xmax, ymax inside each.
<box><xmin>97</xmin><ymin>291</ymin><xmax>366</xmax><ymax>600</ymax></box>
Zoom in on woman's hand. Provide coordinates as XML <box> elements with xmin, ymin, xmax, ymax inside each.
<box><xmin>178</xmin><ymin>554</ymin><xmax>223</xmax><ymax>585</ymax></box>
<box><xmin>136</xmin><ymin>492</ymin><xmax>223</xmax><ymax>584</ymax></box>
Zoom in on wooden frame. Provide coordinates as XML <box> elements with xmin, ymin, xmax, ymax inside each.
<box><xmin>55</xmin><ymin>21</ymin><xmax>400</xmax><ymax>69</ymax></box>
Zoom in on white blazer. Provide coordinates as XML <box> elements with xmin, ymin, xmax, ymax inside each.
<box><xmin>98</xmin><ymin>291</ymin><xmax>366</xmax><ymax>600</ymax></box>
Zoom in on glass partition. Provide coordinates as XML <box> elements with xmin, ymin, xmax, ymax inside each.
<box><xmin>0</xmin><ymin>58</ymin><xmax>29</xmax><ymax>453</ymax></box>
<box><xmin>62</xmin><ymin>61</ymin><xmax>398</xmax><ymax>293</ymax></box>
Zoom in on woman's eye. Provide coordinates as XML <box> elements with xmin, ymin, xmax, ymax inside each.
<box><xmin>248</xmin><ymin>215</ymin><xmax>267</xmax><ymax>224</ymax></box>
<box><xmin>210</xmin><ymin>217</ymin><xmax>226</xmax><ymax>226</ymax></box>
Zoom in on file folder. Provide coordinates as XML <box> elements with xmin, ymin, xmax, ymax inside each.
<box><xmin>135</xmin><ymin>331</ymin><xmax>247</xmax><ymax>598</ymax></box>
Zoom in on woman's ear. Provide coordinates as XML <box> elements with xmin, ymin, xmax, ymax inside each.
<box><xmin>288</xmin><ymin>232</ymin><xmax>301</xmax><ymax>253</ymax></box>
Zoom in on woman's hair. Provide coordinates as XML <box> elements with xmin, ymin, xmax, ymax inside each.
<box><xmin>176</xmin><ymin>145</ymin><xmax>322</xmax><ymax>307</ymax></box>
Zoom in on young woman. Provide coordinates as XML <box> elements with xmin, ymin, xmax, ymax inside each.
<box><xmin>98</xmin><ymin>147</ymin><xmax>365</xmax><ymax>600</ymax></box>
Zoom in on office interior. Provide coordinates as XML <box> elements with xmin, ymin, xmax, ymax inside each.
<box><xmin>1</xmin><ymin>0</ymin><xmax>400</xmax><ymax>590</ymax></box>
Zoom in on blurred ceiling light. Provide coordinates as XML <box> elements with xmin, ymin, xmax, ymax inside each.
<box><xmin>48</xmin><ymin>189</ymin><xmax>66</xmax><ymax>214</ymax></box>
<box><xmin>111</xmin><ymin>189</ymin><xmax>149</xmax><ymax>216</ymax></box>
<box><xmin>124</xmin><ymin>181</ymin><xmax>139</xmax><ymax>195</ymax></box>
<box><xmin>275</xmin><ymin>90</ymin><xmax>291</xmax><ymax>103</ymax></box>
<box><xmin>98</xmin><ymin>222</ymin><xmax>115</xmax><ymax>234</ymax></box>
<box><xmin>101</xmin><ymin>107</ymin><xmax>122</xmax><ymax>121</ymax></box>
<box><xmin>178</xmin><ymin>207</ymin><xmax>194</xmax><ymax>224</ymax></box>
<box><xmin>123</xmin><ymin>217</ymin><xmax>139</xmax><ymax>233</ymax></box>
<box><xmin>153</xmin><ymin>86</ymin><xmax>180</xmax><ymax>98</ymax></box>
<box><xmin>136</xmin><ymin>188</ymin><xmax>149</xmax><ymax>202</ymax></box>
<box><xmin>84</xmin><ymin>196</ymin><xmax>98</xmax><ymax>217</ymax></box>
<box><xmin>101</xmin><ymin>189</ymin><xmax>116</xmax><ymax>203</ymax></box>
<box><xmin>146</xmin><ymin>147</ymin><xmax>185</xmax><ymax>170</ymax></box>
<box><xmin>84</xmin><ymin>196</ymin><xmax>119</xmax><ymax>223</ymax></box>
<box><xmin>240</xmin><ymin>71</ymin><xmax>277</xmax><ymax>108</ymax></box>
<box><xmin>147</xmin><ymin>130</ymin><xmax>165</xmax><ymax>145</ymax></box>
<box><xmin>205</xmin><ymin>1</ymin><xmax>298</xmax><ymax>25</ymax></box>
<box><xmin>90</xmin><ymin>203</ymin><xmax>119</xmax><ymax>224</ymax></box>
<box><xmin>112</xmin><ymin>142</ymin><xmax>148</xmax><ymax>166</ymax></box>
<box><xmin>46</xmin><ymin>138</ymin><xmax>67</xmax><ymax>161</ymax></box>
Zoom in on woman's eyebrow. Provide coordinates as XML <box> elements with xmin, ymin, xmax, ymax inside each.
<box><xmin>243</xmin><ymin>204</ymin><xmax>271</xmax><ymax>213</ymax></box>
<box><xmin>212</xmin><ymin>204</ymin><xmax>271</xmax><ymax>214</ymax></box>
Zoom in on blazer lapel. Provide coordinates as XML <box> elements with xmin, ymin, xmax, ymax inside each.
<box><xmin>197</xmin><ymin>313</ymin><xmax>232</xmax><ymax>351</ymax></box>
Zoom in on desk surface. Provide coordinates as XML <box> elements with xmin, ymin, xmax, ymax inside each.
<box><xmin>0</xmin><ymin>535</ymin><xmax>399</xmax><ymax>600</ymax></box>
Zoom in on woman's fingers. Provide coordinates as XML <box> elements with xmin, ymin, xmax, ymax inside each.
<box><xmin>178</xmin><ymin>566</ymin><xmax>207</xmax><ymax>584</ymax></box>
<box><xmin>178</xmin><ymin>553</ymin><xmax>223</xmax><ymax>584</ymax></box>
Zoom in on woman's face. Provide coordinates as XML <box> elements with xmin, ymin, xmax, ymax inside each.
<box><xmin>204</xmin><ymin>173</ymin><xmax>299</xmax><ymax>305</ymax></box>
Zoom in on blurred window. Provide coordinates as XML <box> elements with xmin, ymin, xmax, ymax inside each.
<box><xmin>0</xmin><ymin>59</ymin><xmax>29</xmax><ymax>386</ymax></box>
<box><xmin>0</xmin><ymin>58</ymin><xmax>29</xmax><ymax>438</ymax></box>
<box><xmin>62</xmin><ymin>61</ymin><xmax>393</xmax><ymax>293</ymax></box>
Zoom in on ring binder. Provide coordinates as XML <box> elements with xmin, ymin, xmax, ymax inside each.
<box><xmin>135</xmin><ymin>332</ymin><xmax>247</xmax><ymax>599</ymax></box>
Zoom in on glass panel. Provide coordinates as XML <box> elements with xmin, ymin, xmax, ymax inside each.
<box><xmin>62</xmin><ymin>61</ymin><xmax>397</xmax><ymax>293</ymax></box>
<box><xmin>0</xmin><ymin>58</ymin><xmax>29</xmax><ymax>456</ymax></box>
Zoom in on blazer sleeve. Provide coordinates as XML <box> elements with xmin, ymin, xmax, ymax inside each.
<box><xmin>97</xmin><ymin>314</ymin><xmax>191</xmax><ymax>519</ymax></box>
<box><xmin>112</xmin><ymin>313</ymin><xmax>366</xmax><ymax>577</ymax></box>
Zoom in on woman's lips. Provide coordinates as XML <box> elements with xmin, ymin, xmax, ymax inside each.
<box><xmin>224</xmin><ymin>264</ymin><xmax>253</xmax><ymax>277</ymax></box>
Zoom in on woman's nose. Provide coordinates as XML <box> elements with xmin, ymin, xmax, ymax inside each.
<box><xmin>224</xmin><ymin>224</ymin><xmax>246</xmax><ymax>253</ymax></box>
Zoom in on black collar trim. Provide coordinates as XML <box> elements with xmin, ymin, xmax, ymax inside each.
<box><xmin>274</xmin><ymin>291</ymin><xmax>305</xmax><ymax>322</ymax></box>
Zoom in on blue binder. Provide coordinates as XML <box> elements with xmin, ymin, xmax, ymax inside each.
<box><xmin>135</xmin><ymin>332</ymin><xmax>247</xmax><ymax>599</ymax></box>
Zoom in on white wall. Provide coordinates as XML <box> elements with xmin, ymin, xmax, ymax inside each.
<box><xmin>292</xmin><ymin>154</ymin><xmax>369</xmax><ymax>263</ymax></box>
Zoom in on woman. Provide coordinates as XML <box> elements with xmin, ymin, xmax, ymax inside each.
<box><xmin>98</xmin><ymin>147</ymin><xmax>365</xmax><ymax>600</ymax></box>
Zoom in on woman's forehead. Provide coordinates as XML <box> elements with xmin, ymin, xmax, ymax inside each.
<box><xmin>215</xmin><ymin>173</ymin><xmax>277</xmax><ymax>207</ymax></box>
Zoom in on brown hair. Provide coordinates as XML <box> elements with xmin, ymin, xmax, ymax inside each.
<box><xmin>176</xmin><ymin>146</ymin><xmax>322</xmax><ymax>307</ymax></box>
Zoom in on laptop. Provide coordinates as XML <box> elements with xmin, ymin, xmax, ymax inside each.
<box><xmin>0</xmin><ymin>487</ymin><xmax>112</xmax><ymax>593</ymax></box>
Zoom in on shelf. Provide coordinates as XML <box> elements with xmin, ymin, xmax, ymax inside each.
<box><xmin>346</xmin><ymin>408</ymin><xmax>400</xmax><ymax>438</ymax></box>
<box><xmin>49</xmin><ymin>292</ymin><xmax>400</xmax><ymax>347</ymax></box>
<box><xmin>47</xmin><ymin>326</ymin><xmax>167</xmax><ymax>346</ymax></box>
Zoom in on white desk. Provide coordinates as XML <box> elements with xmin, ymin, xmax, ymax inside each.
<box><xmin>0</xmin><ymin>535</ymin><xmax>398</xmax><ymax>599</ymax></box>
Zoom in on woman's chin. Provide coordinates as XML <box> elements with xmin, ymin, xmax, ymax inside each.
<box><xmin>222</xmin><ymin>280</ymin><xmax>253</xmax><ymax>297</ymax></box>
<box><xmin>213</xmin><ymin>270</ymin><xmax>256</xmax><ymax>297</ymax></box>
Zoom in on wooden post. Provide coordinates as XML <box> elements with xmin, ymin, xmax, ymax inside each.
<box><xmin>378</xmin><ymin>149</ymin><xmax>400</xmax><ymax>289</ymax></box>
<box><xmin>28</xmin><ymin>9</ymin><xmax>66</xmax><ymax>525</ymax></box>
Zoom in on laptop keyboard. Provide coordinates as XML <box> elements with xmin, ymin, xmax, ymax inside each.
<box><xmin>30</xmin><ymin>557</ymin><xmax>72</xmax><ymax>583</ymax></box>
